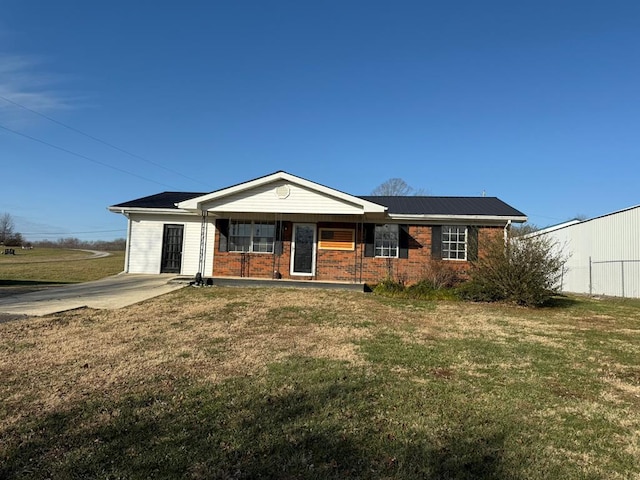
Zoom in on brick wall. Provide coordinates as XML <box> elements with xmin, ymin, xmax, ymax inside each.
<box><xmin>212</xmin><ymin>222</ymin><xmax>503</xmax><ymax>284</ymax></box>
<box><xmin>212</xmin><ymin>221</ymin><xmax>293</xmax><ymax>279</ymax></box>
<box><xmin>315</xmin><ymin>222</ymin><xmax>360</xmax><ymax>282</ymax></box>
<box><xmin>362</xmin><ymin>224</ymin><xmax>432</xmax><ymax>283</ymax></box>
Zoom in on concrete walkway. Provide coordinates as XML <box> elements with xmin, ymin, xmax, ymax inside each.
<box><xmin>0</xmin><ymin>274</ymin><xmax>185</xmax><ymax>318</ymax></box>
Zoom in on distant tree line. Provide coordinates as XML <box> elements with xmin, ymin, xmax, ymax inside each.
<box><xmin>31</xmin><ymin>238</ymin><xmax>126</xmax><ymax>251</ymax></box>
<box><xmin>1</xmin><ymin>212</ymin><xmax>125</xmax><ymax>250</ymax></box>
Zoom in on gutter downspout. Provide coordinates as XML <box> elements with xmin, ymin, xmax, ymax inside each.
<box><xmin>504</xmin><ymin>219</ymin><xmax>512</xmax><ymax>244</ymax></box>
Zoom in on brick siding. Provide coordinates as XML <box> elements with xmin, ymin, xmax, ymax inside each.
<box><xmin>212</xmin><ymin>222</ymin><xmax>503</xmax><ymax>284</ymax></box>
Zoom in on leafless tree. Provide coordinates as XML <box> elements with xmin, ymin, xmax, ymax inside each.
<box><xmin>371</xmin><ymin>178</ymin><xmax>427</xmax><ymax>196</ymax></box>
<box><xmin>0</xmin><ymin>212</ymin><xmax>16</xmax><ymax>244</ymax></box>
<box><xmin>510</xmin><ymin>222</ymin><xmax>539</xmax><ymax>237</ymax></box>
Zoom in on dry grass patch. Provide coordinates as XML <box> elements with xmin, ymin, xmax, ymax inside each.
<box><xmin>0</xmin><ymin>248</ymin><xmax>90</xmax><ymax>264</ymax></box>
<box><xmin>0</xmin><ymin>249</ymin><xmax>125</xmax><ymax>287</ymax></box>
<box><xmin>1</xmin><ymin>288</ymin><xmax>393</xmax><ymax>424</ymax></box>
<box><xmin>1</xmin><ymin>287</ymin><xmax>640</xmax><ymax>479</ymax></box>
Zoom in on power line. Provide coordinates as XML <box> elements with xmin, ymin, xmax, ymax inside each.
<box><xmin>0</xmin><ymin>122</ymin><xmax>177</xmax><ymax>189</ymax></box>
<box><xmin>0</xmin><ymin>94</ymin><xmax>210</xmax><ymax>188</ymax></box>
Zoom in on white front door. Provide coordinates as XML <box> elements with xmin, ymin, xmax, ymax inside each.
<box><xmin>291</xmin><ymin>224</ymin><xmax>316</xmax><ymax>276</ymax></box>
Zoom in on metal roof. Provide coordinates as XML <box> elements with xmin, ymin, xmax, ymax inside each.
<box><xmin>112</xmin><ymin>192</ymin><xmax>525</xmax><ymax>218</ymax></box>
<box><xmin>358</xmin><ymin>196</ymin><xmax>526</xmax><ymax>217</ymax></box>
<box><xmin>111</xmin><ymin>192</ymin><xmax>205</xmax><ymax>209</ymax></box>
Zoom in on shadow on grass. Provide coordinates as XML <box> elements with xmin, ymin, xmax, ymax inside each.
<box><xmin>0</xmin><ymin>280</ymin><xmax>74</xmax><ymax>286</ymax></box>
<box><xmin>1</xmin><ymin>361</ymin><xmax>513</xmax><ymax>480</ymax></box>
<box><xmin>540</xmin><ymin>295</ymin><xmax>582</xmax><ymax>309</ymax></box>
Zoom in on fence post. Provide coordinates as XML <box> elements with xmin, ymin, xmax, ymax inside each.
<box><xmin>621</xmin><ymin>260</ymin><xmax>625</xmax><ymax>298</ymax></box>
<box><xmin>589</xmin><ymin>256</ymin><xmax>592</xmax><ymax>296</ymax></box>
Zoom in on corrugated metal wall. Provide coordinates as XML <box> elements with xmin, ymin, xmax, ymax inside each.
<box><xmin>540</xmin><ymin>206</ymin><xmax>640</xmax><ymax>298</ymax></box>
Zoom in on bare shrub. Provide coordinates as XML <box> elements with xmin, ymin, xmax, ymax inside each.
<box><xmin>420</xmin><ymin>260</ymin><xmax>463</xmax><ymax>289</ymax></box>
<box><xmin>458</xmin><ymin>233</ymin><xmax>565</xmax><ymax>307</ymax></box>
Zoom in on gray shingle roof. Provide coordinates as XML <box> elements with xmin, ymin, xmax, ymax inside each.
<box><xmin>359</xmin><ymin>196</ymin><xmax>526</xmax><ymax>217</ymax></box>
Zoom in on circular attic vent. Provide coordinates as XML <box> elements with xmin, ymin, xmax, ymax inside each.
<box><xmin>275</xmin><ymin>185</ymin><xmax>291</xmax><ymax>199</ymax></box>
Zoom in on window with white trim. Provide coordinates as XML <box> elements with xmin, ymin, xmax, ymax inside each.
<box><xmin>442</xmin><ymin>226</ymin><xmax>467</xmax><ymax>260</ymax></box>
<box><xmin>374</xmin><ymin>224</ymin><xmax>399</xmax><ymax>258</ymax></box>
<box><xmin>229</xmin><ymin>220</ymin><xmax>275</xmax><ymax>253</ymax></box>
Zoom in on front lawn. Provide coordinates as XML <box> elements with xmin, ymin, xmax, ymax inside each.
<box><xmin>0</xmin><ymin>249</ymin><xmax>125</xmax><ymax>286</ymax></box>
<box><xmin>1</xmin><ymin>288</ymin><xmax>639</xmax><ymax>479</ymax></box>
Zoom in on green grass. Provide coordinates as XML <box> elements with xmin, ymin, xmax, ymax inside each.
<box><xmin>1</xmin><ymin>288</ymin><xmax>639</xmax><ymax>479</ymax></box>
<box><xmin>0</xmin><ymin>248</ymin><xmax>125</xmax><ymax>285</ymax></box>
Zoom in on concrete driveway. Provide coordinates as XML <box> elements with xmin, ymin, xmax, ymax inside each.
<box><xmin>0</xmin><ymin>274</ymin><xmax>186</xmax><ymax>317</ymax></box>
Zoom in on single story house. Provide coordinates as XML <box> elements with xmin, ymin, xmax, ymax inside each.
<box><xmin>109</xmin><ymin>171</ymin><xmax>527</xmax><ymax>284</ymax></box>
<box><xmin>528</xmin><ymin>205</ymin><xmax>640</xmax><ymax>298</ymax></box>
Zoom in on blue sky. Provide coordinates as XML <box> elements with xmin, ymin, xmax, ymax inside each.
<box><xmin>1</xmin><ymin>1</ymin><xmax>639</xmax><ymax>241</ymax></box>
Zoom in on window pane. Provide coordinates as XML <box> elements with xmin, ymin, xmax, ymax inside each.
<box><xmin>251</xmin><ymin>222</ymin><xmax>275</xmax><ymax>253</ymax></box>
<box><xmin>229</xmin><ymin>220</ymin><xmax>251</xmax><ymax>252</ymax></box>
<box><xmin>254</xmin><ymin>223</ymin><xmax>275</xmax><ymax>237</ymax></box>
<box><xmin>230</xmin><ymin>222</ymin><xmax>249</xmax><ymax>236</ymax></box>
<box><xmin>374</xmin><ymin>224</ymin><xmax>399</xmax><ymax>258</ymax></box>
<box><xmin>229</xmin><ymin>221</ymin><xmax>276</xmax><ymax>253</ymax></box>
<box><xmin>229</xmin><ymin>237</ymin><xmax>250</xmax><ymax>252</ymax></box>
<box><xmin>442</xmin><ymin>226</ymin><xmax>467</xmax><ymax>261</ymax></box>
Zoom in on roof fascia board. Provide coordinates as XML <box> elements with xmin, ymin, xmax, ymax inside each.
<box><xmin>177</xmin><ymin>171</ymin><xmax>386</xmax><ymax>213</ymax></box>
<box><xmin>107</xmin><ymin>207</ymin><xmax>199</xmax><ymax>215</ymax></box>
<box><xmin>525</xmin><ymin>220</ymin><xmax>581</xmax><ymax>237</ymax></box>
<box><xmin>387</xmin><ymin>213</ymin><xmax>528</xmax><ymax>223</ymax></box>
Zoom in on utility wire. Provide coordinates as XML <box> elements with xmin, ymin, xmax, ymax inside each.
<box><xmin>0</xmin><ymin>122</ymin><xmax>178</xmax><ymax>189</ymax></box>
<box><xmin>0</xmin><ymin>94</ymin><xmax>210</xmax><ymax>188</ymax></box>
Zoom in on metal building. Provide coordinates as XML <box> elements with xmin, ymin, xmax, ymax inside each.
<box><xmin>530</xmin><ymin>205</ymin><xmax>640</xmax><ymax>298</ymax></box>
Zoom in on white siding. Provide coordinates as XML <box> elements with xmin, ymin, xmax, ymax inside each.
<box><xmin>202</xmin><ymin>180</ymin><xmax>365</xmax><ymax>215</ymax></box>
<box><xmin>126</xmin><ymin>213</ymin><xmax>215</xmax><ymax>275</ymax></box>
<box><xmin>127</xmin><ymin>214</ymin><xmax>163</xmax><ymax>274</ymax></box>
<box><xmin>539</xmin><ymin>206</ymin><xmax>640</xmax><ymax>298</ymax></box>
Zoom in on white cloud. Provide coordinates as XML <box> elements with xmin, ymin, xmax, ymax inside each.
<box><xmin>0</xmin><ymin>54</ymin><xmax>74</xmax><ymax>126</ymax></box>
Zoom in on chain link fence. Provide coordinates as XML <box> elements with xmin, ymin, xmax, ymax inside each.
<box><xmin>588</xmin><ymin>258</ymin><xmax>640</xmax><ymax>298</ymax></box>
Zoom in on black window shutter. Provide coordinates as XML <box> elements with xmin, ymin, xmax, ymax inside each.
<box><xmin>217</xmin><ymin>219</ymin><xmax>229</xmax><ymax>252</ymax></box>
<box><xmin>399</xmin><ymin>225</ymin><xmax>409</xmax><ymax>259</ymax></box>
<box><xmin>431</xmin><ymin>226</ymin><xmax>442</xmax><ymax>260</ymax></box>
<box><xmin>364</xmin><ymin>224</ymin><xmax>375</xmax><ymax>257</ymax></box>
<box><xmin>274</xmin><ymin>221</ymin><xmax>283</xmax><ymax>255</ymax></box>
<box><xmin>467</xmin><ymin>226</ymin><xmax>479</xmax><ymax>262</ymax></box>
